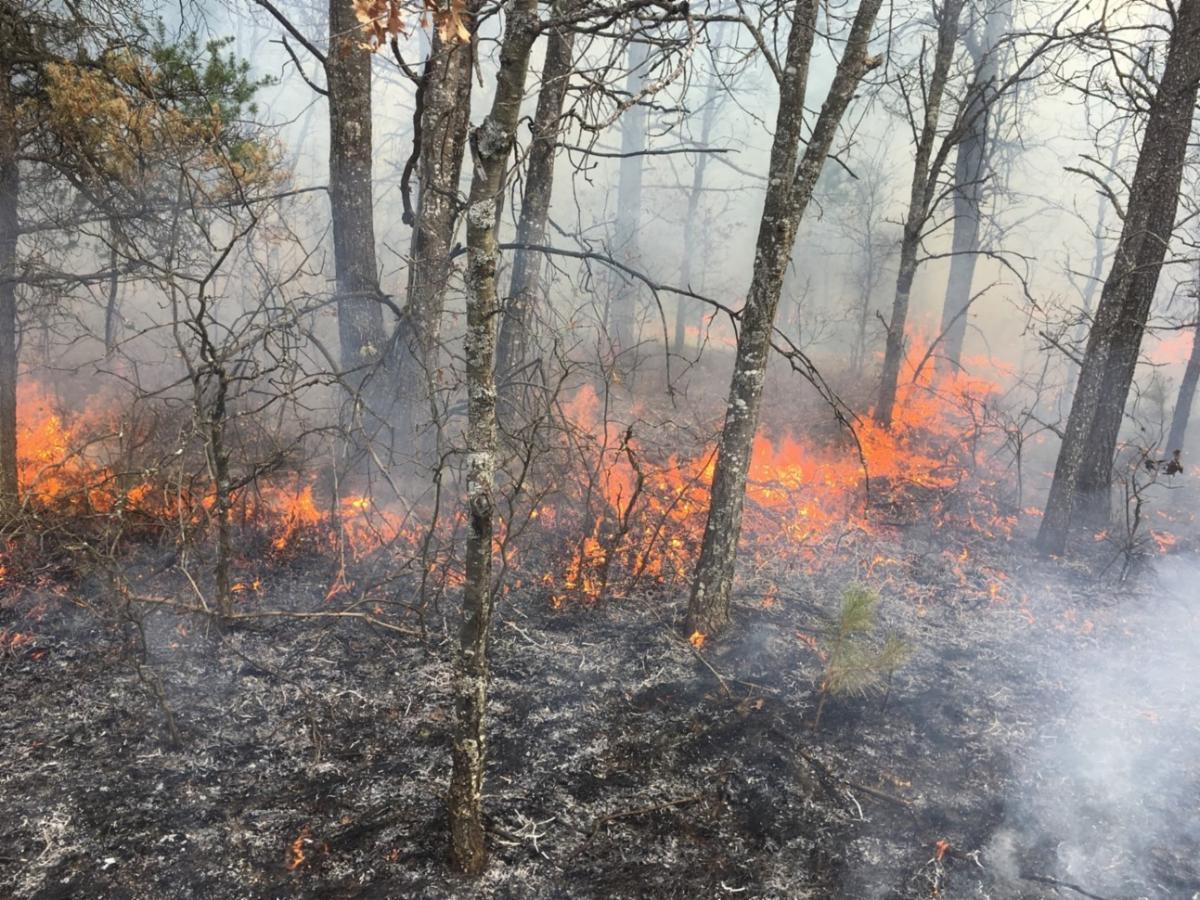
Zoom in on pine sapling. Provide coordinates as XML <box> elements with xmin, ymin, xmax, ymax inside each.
<box><xmin>812</xmin><ymin>585</ymin><xmax>910</xmax><ymax>731</ymax></box>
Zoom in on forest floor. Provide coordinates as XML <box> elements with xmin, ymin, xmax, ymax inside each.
<box><xmin>1</xmin><ymin>525</ymin><xmax>1199</xmax><ymax>899</ymax></box>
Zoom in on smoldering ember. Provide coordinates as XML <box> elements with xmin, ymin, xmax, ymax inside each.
<box><xmin>4</xmin><ymin>2</ymin><xmax>1200</xmax><ymax>899</ymax></box>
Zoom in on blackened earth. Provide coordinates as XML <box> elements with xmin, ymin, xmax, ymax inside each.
<box><xmin>2</xmin><ymin>544</ymin><xmax>1198</xmax><ymax>899</ymax></box>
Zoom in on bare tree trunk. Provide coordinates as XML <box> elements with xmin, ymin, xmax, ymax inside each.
<box><xmin>448</xmin><ymin>0</ymin><xmax>540</xmax><ymax>874</ymax></box>
<box><xmin>672</xmin><ymin>53</ymin><xmax>723</xmax><ymax>356</ymax></box>
<box><xmin>875</xmin><ymin>0</ymin><xmax>965</xmax><ymax>428</ymax></box>
<box><xmin>0</xmin><ymin>60</ymin><xmax>18</xmax><ymax>508</ymax></box>
<box><xmin>495</xmin><ymin>0</ymin><xmax>577</xmax><ymax>403</ymax></box>
<box><xmin>1037</xmin><ymin>0</ymin><xmax>1200</xmax><ymax>554</ymax></box>
<box><xmin>687</xmin><ymin>0</ymin><xmax>884</xmax><ymax>638</ymax></box>
<box><xmin>936</xmin><ymin>0</ymin><xmax>1010</xmax><ymax>374</ymax></box>
<box><xmin>607</xmin><ymin>40</ymin><xmax>649</xmax><ymax>361</ymax></box>
<box><xmin>1167</xmin><ymin>314</ymin><xmax>1200</xmax><ymax>453</ymax></box>
<box><xmin>327</xmin><ymin>0</ymin><xmax>386</xmax><ymax>378</ymax></box>
<box><xmin>401</xmin><ymin>5</ymin><xmax>479</xmax><ymax>426</ymax></box>
<box><xmin>851</xmin><ymin>237</ymin><xmax>878</xmax><ymax>375</ymax></box>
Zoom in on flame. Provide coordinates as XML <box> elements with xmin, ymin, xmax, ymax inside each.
<box><xmin>689</xmin><ymin>630</ymin><xmax>706</xmax><ymax>649</ymax></box>
<box><xmin>535</xmin><ymin>342</ymin><xmax>1023</xmax><ymax>607</ymax></box>
<box><xmin>934</xmin><ymin>839</ymin><xmax>951</xmax><ymax>862</ymax></box>
<box><xmin>1</xmin><ymin>630</ymin><xmax>33</xmax><ymax>650</ymax></box>
<box><xmin>270</xmin><ymin>485</ymin><xmax>322</xmax><ymax>550</ymax></box>
<box><xmin>7</xmin><ymin>332</ymin><xmax>1179</xmax><ymax>619</ymax></box>
<box><xmin>286</xmin><ymin>825</ymin><xmax>310</xmax><ymax>870</ymax></box>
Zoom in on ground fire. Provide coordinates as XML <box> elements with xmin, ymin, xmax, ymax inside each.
<box><xmin>4</xmin><ymin>2</ymin><xmax>1200</xmax><ymax>898</ymax></box>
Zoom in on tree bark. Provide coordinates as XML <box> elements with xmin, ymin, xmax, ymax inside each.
<box><xmin>495</xmin><ymin>0</ymin><xmax>577</xmax><ymax>406</ymax></box>
<box><xmin>687</xmin><ymin>0</ymin><xmax>884</xmax><ymax>638</ymax></box>
<box><xmin>936</xmin><ymin>0</ymin><xmax>1011</xmax><ymax>374</ymax></box>
<box><xmin>875</xmin><ymin>0</ymin><xmax>965</xmax><ymax>428</ymax></box>
<box><xmin>401</xmin><ymin>3</ymin><xmax>479</xmax><ymax>423</ymax></box>
<box><xmin>448</xmin><ymin>0</ymin><xmax>540</xmax><ymax>874</ymax></box>
<box><xmin>0</xmin><ymin>59</ymin><xmax>19</xmax><ymax>508</ymax></box>
<box><xmin>1037</xmin><ymin>0</ymin><xmax>1200</xmax><ymax>554</ymax></box>
<box><xmin>326</xmin><ymin>0</ymin><xmax>387</xmax><ymax>378</ymax></box>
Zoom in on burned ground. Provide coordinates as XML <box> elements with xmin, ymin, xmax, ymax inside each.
<box><xmin>1</xmin><ymin>536</ymin><xmax>1198</xmax><ymax>900</ymax></box>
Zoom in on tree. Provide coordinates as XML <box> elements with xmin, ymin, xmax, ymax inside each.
<box><xmin>0</xmin><ymin>3</ymin><xmax>266</xmax><ymax>512</ymax></box>
<box><xmin>874</xmin><ymin>0</ymin><xmax>1079</xmax><ymax>426</ymax></box>
<box><xmin>822</xmin><ymin>147</ymin><xmax>896</xmax><ymax>375</ymax></box>
<box><xmin>0</xmin><ymin>35</ymin><xmax>18</xmax><ymax>508</ymax></box>
<box><xmin>399</xmin><ymin>0</ymin><xmax>479</xmax><ymax>436</ymax></box>
<box><xmin>874</xmin><ymin>0</ymin><xmax>966</xmax><ymax>428</ymax></box>
<box><xmin>328</xmin><ymin>0</ymin><xmax>388</xmax><ymax>380</ymax></box>
<box><xmin>494</xmin><ymin>0</ymin><xmax>578</xmax><ymax>410</ymax></box>
<box><xmin>448</xmin><ymin>0</ymin><xmax>540</xmax><ymax>873</ymax></box>
<box><xmin>606</xmin><ymin>39</ymin><xmax>651</xmax><ymax>368</ymax></box>
<box><xmin>935</xmin><ymin>0</ymin><xmax>1013</xmax><ymax>374</ymax></box>
<box><xmin>251</xmin><ymin>0</ymin><xmax>389</xmax><ymax>382</ymax></box>
<box><xmin>687</xmin><ymin>0</ymin><xmax>884</xmax><ymax>638</ymax></box>
<box><xmin>672</xmin><ymin>29</ymin><xmax>730</xmax><ymax>357</ymax></box>
<box><xmin>1038</xmin><ymin>0</ymin><xmax>1200</xmax><ymax>554</ymax></box>
<box><xmin>1166</xmin><ymin>300</ymin><xmax>1200</xmax><ymax>453</ymax></box>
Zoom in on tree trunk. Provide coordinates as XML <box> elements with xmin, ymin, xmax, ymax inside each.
<box><xmin>1037</xmin><ymin>0</ymin><xmax>1200</xmax><ymax>554</ymax></box>
<box><xmin>401</xmin><ymin>2</ymin><xmax>479</xmax><ymax>424</ymax></box>
<box><xmin>1167</xmin><ymin>314</ymin><xmax>1200</xmax><ymax>453</ymax></box>
<box><xmin>936</xmin><ymin>0</ymin><xmax>1011</xmax><ymax>374</ymax></box>
<box><xmin>851</xmin><ymin>234</ymin><xmax>879</xmax><ymax>376</ymax></box>
<box><xmin>875</xmin><ymin>0</ymin><xmax>965</xmax><ymax>428</ymax></box>
<box><xmin>0</xmin><ymin>60</ymin><xmax>18</xmax><ymax>508</ymax></box>
<box><xmin>672</xmin><ymin>50</ymin><xmax>723</xmax><ymax>356</ymax></box>
<box><xmin>687</xmin><ymin>0</ymin><xmax>884</xmax><ymax>638</ymax></box>
<box><xmin>607</xmin><ymin>40</ymin><xmax>649</xmax><ymax>361</ymax></box>
<box><xmin>326</xmin><ymin>0</ymin><xmax>386</xmax><ymax>378</ymax></box>
<box><xmin>448</xmin><ymin>0</ymin><xmax>540</xmax><ymax>874</ymax></box>
<box><xmin>495</xmin><ymin>0</ymin><xmax>576</xmax><ymax>406</ymax></box>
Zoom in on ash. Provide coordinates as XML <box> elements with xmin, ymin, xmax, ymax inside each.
<box><xmin>2</xmin><ymin>544</ymin><xmax>1198</xmax><ymax>899</ymax></box>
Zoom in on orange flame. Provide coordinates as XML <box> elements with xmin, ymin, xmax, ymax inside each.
<box><xmin>286</xmin><ymin>825</ymin><xmax>310</xmax><ymax>870</ymax></box>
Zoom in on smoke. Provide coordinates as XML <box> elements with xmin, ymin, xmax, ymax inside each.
<box><xmin>988</xmin><ymin>555</ymin><xmax>1200</xmax><ymax>897</ymax></box>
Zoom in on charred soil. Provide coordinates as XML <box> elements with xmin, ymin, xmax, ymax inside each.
<box><xmin>1</xmin><ymin>538</ymin><xmax>1198</xmax><ymax>899</ymax></box>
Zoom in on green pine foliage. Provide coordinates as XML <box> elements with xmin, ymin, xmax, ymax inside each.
<box><xmin>813</xmin><ymin>585</ymin><xmax>910</xmax><ymax>729</ymax></box>
<box><xmin>145</xmin><ymin>26</ymin><xmax>272</xmax><ymax>123</ymax></box>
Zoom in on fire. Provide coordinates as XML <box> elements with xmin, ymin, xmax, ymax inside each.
<box><xmin>1150</xmin><ymin>530</ymin><xmax>1177</xmax><ymax>553</ymax></box>
<box><xmin>534</xmin><ymin>341</ymin><xmax>1022</xmax><ymax>607</ymax></box>
<box><xmin>1</xmin><ymin>630</ymin><xmax>34</xmax><ymax>651</ymax></box>
<box><xmin>5</xmin><ymin>327</ymin><xmax>1183</xmax><ymax>620</ymax></box>
<box><xmin>270</xmin><ymin>485</ymin><xmax>322</xmax><ymax>550</ymax></box>
<box><xmin>286</xmin><ymin>825</ymin><xmax>310</xmax><ymax>870</ymax></box>
<box><xmin>689</xmin><ymin>630</ymin><xmax>706</xmax><ymax>649</ymax></box>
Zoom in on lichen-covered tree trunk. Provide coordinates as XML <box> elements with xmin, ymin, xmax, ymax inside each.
<box><xmin>936</xmin><ymin>0</ymin><xmax>1011</xmax><ymax>374</ymax></box>
<box><xmin>401</xmin><ymin>3</ymin><xmax>478</xmax><ymax>422</ymax></box>
<box><xmin>448</xmin><ymin>0</ymin><xmax>540</xmax><ymax>874</ymax></box>
<box><xmin>875</xmin><ymin>0</ymin><xmax>965</xmax><ymax>428</ymax></box>
<box><xmin>494</xmin><ymin>0</ymin><xmax>577</xmax><ymax>406</ymax></box>
<box><xmin>607</xmin><ymin>40</ymin><xmax>649</xmax><ymax>361</ymax></box>
<box><xmin>0</xmin><ymin>60</ymin><xmax>19</xmax><ymax>508</ymax></box>
<box><xmin>687</xmin><ymin>0</ymin><xmax>884</xmax><ymax>638</ymax></box>
<box><xmin>326</xmin><ymin>0</ymin><xmax>386</xmax><ymax>379</ymax></box>
<box><xmin>1037</xmin><ymin>0</ymin><xmax>1200</xmax><ymax>554</ymax></box>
